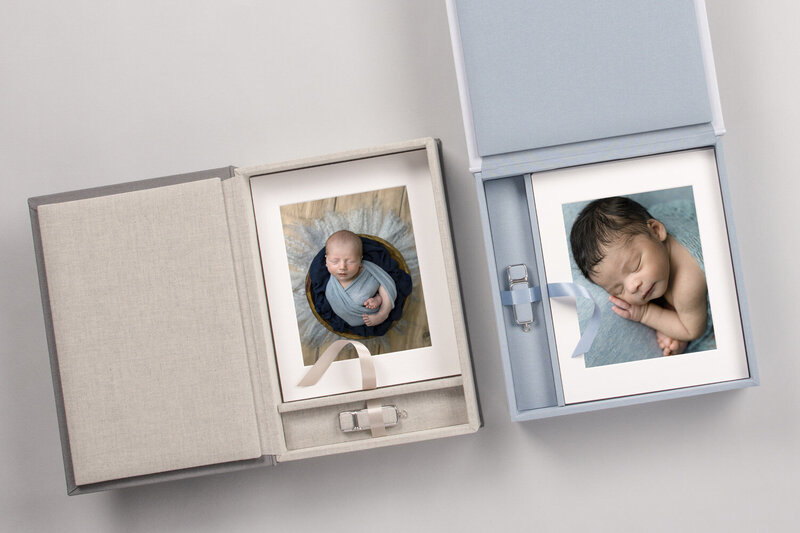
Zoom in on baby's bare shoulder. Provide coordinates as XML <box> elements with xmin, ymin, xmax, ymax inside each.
<box><xmin>669</xmin><ymin>244</ymin><xmax>707</xmax><ymax>314</ymax></box>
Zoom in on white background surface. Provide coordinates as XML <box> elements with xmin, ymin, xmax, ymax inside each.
<box><xmin>1</xmin><ymin>1</ymin><xmax>797</xmax><ymax>531</ymax></box>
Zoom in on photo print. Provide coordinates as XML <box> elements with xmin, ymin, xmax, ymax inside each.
<box><xmin>563</xmin><ymin>185</ymin><xmax>716</xmax><ymax>368</ymax></box>
<box><xmin>250</xmin><ymin>149</ymin><xmax>462</xmax><ymax>401</ymax></box>
<box><xmin>278</xmin><ymin>185</ymin><xmax>431</xmax><ymax>367</ymax></box>
<box><xmin>531</xmin><ymin>148</ymin><xmax>749</xmax><ymax>404</ymax></box>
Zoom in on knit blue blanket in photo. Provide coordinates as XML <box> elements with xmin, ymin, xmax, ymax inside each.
<box><xmin>563</xmin><ymin>187</ymin><xmax>716</xmax><ymax>368</ymax></box>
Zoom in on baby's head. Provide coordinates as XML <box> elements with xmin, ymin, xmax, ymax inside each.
<box><xmin>325</xmin><ymin>230</ymin><xmax>363</xmax><ymax>283</ymax></box>
<box><xmin>570</xmin><ymin>197</ymin><xmax>670</xmax><ymax>305</ymax></box>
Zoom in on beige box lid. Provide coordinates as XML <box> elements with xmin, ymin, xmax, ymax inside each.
<box><xmin>35</xmin><ymin>177</ymin><xmax>263</xmax><ymax>486</ymax></box>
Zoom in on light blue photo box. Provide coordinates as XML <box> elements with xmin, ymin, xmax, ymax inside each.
<box><xmin>446</xmin><ymin>0</ymin><xmax>758</xmax><ymax>421</ymax></box>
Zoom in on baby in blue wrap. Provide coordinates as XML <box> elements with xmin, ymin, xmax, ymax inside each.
<box><xmin>570</xmin><ymin>197</ymin><xmax>709</xmax><ymax>356</ymax></box>
<box><xmin>324</xmin><ymin>230</ymin><xmax>397</xmax><ymax>327</ymax></box>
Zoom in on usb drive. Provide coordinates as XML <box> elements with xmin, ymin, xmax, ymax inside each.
<box><xmin>507</xmin><ymin>264</ymin><xmax>534</xmax><ymax>332</ymax></box>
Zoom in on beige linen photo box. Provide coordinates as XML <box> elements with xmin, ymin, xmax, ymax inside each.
<box><xmin>29</xmin><ymin>138</ymin><xmax>480</xmax><ymax>495</ymax></box>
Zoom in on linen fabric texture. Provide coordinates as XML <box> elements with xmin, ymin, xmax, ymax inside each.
<box><xmin>36</xmin><ymin>179</ymin><xmax>262</xmax><ymax>485</ymax></box>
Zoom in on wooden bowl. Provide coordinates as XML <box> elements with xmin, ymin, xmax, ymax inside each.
<box><xmin>305</xmin><ymin>234</ymin><xmax>410</xmax><ymax>340</ymax></box>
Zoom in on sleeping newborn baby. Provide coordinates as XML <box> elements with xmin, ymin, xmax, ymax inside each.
<box><xmin>570</xmin><ymin>197</ymin><xmax>709</xmax><ymax>356</ymax></box>
<box><xmin>324</xmin><ymin>230</ymin><xmax>397</xmax><ymax>327</ymax></box>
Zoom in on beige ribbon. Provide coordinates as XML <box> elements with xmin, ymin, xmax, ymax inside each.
<box><xmin>297</xmin><ymin>339</ymin><xmax>377</xmax><ymax>390</ymax></box>
<box><xmin>298</xmin><ymin>340</ymin><xmax>388</xmax><ymax>437</ymax></box>
<box><xmin>366</xmin><ymin>399</ymin><xmax>387</xmax><ymax>437</ymax></box>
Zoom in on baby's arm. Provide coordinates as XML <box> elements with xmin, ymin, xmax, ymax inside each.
<box><xmin>610</xmin><ymin>292</ymin><xmax>707</xmax><ymax>342</ymax></box>
<box><xmin>644</xmin><ymin>300</ymin><xmax>706</xmax><ymax>341</ymax></box>
<box><xmin>363</xmin><ymin>285</ymin><xmax>392</xmax><ymax>327</ymax></box>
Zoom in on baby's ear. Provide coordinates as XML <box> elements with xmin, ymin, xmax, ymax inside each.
<box><xmin>647</xmin><ymin>219</ymin><xmax>667</xmax><ymax>242</ymax></box>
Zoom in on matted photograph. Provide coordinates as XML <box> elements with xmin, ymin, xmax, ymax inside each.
<box><xmin>563</xmin><ymin>185</ymin><xmax>716</xmax><ymax>368</ymax></box>
<box><xmin>532</xmin><ymin>148</ymin><xmax>749</xmax><ymax>404</ymax></box>
<box><xmin>279</xmin><ymin>185</ymin><xmax>431</xmax><ymax>366</ymax></box>
<box><xmin>250</xmin><ymin>149</ymin><xmax>462</xmax><ymax>401</ymax></box>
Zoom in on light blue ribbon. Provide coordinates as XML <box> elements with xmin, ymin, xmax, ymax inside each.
<box><xmin>501</xmin><ymin>285</ymin><xmax>542</xmax><ymax>306</ymax></box>
<box><xmin>500</xmin><ymin>282</ymin><xmax>601</xmax><ymax>358</ymax></box>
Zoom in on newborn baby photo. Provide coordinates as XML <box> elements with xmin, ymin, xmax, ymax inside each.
<box><xmin>531</xmin><ymin>148</ymin><xmax>747</xmax><ymax>404</ymax></box>
<box><xmin>322</xmin><ymin>230</ymin><xmax>401</xmax><ymax>329</ymax></box>
<box><xmin>279</xmin><ymin>185</ymin><xmax>431</xmax><ymax>366</ymax></box>
<box><xmin>249</xmin><ymin>145</ymin><xmax>464</xmax><ymax>401</ymax></box>
<box><xmin>563</xmin><ymin>186</ymin><xmax>716</xmax><ymax>368</ymax></box>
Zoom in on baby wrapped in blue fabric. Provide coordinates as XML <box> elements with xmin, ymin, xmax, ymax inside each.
<box><xmin>324</xmin><ymin>230</ymin><xmax>397</xmax><ymax>328</ymax></box>
<box><xmin>570</xmin><ymin>196</ymin><xmax>712</xmax><ymax>356</ymax></box>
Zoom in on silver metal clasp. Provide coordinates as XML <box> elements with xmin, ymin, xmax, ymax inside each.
<box><xmin>507</xmin><ymin>264</ymin><xmax>534</xmax><ymax>332</ymax></box>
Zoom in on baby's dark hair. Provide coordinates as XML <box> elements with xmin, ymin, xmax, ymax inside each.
<box><xmin>570</xmin><ymin>196</ymin><xmax>654</xmax><ymax>280</ymax></box>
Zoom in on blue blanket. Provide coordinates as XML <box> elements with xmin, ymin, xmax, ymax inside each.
<box><xmin>325</xmin><ymin>261</ymin><xmax>397</xmax><ymax>327</ymax></box>
<box><xmin>308</xmin><ymin>236</ymin><xmax>412</xmax><ymax>337</ymax></box>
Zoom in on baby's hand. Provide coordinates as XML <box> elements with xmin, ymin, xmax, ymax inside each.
<box><xmin>656</xmin><ymin>331</ymin><xmax>688</xmax><ymax>356</ymax></box>
<box><xmin>609</xmin><ymin>295</ymin><xmax>647</xmax><ymax>322</ymax></box>
<box><xmin>363</xmin><ymin>296</ymin><xmax>381</xmax><ymax>309</ymax></box>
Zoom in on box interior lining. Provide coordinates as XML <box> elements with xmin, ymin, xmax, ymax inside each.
<box><xmin>484</xmin><ymin>176</ymin><xmax>559</xmax><ymax>411</ymax></box>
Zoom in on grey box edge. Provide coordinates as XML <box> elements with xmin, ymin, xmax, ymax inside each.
<box><xmin>713</xmin><ymin>141</ymin><xmax>760</xmax><ymax>386</ymax></box>
<box><xmin>27</xmin><ymin>166</ymin><xmax>237</xmax><ymax>208</ymax></box>
<box><xmin>510</xmin><ymin>378</ymin><xmax>758</xmax><ymax>422</ymax></box>
<box><xmin>66</xmin><ymin>456</ymin><xmax>275</xmax><ymax>496</ymax></box>
<box><xmin>29</xmin><ymin>198</ymin><xmax>77</xmax><ymax>494</ymax></box>
<box><xmin>435</xmin><ymin>139</ymin><xmax>484</xmax><ymax>429</ymax></box>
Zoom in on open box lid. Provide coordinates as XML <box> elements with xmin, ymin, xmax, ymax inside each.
<box><xmin>29</xmin><ymin>169</ymin><xmax>274</xmax><ymax>490</ymax></box>
<box><xmin>446</xmin><ymin>0</ymin><xmax>725</xmax><ymax>172</ymax></box>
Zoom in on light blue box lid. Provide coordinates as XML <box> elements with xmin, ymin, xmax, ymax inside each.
<box><xmin>452</xmin><ymin>0</ymin><xmax>715</xmax><ymax>159</ymax></box>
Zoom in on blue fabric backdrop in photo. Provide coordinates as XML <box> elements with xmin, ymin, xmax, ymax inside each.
<box><xmin>562</xmin><ymin>186</ymin><xmax>716</xmax><ymax>368</ymax></box>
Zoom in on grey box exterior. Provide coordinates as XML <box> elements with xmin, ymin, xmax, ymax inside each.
<box><xmin>29</xmin><ymin>139</ymin><xmax>481</xmax><ymax>494</ymax></box>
